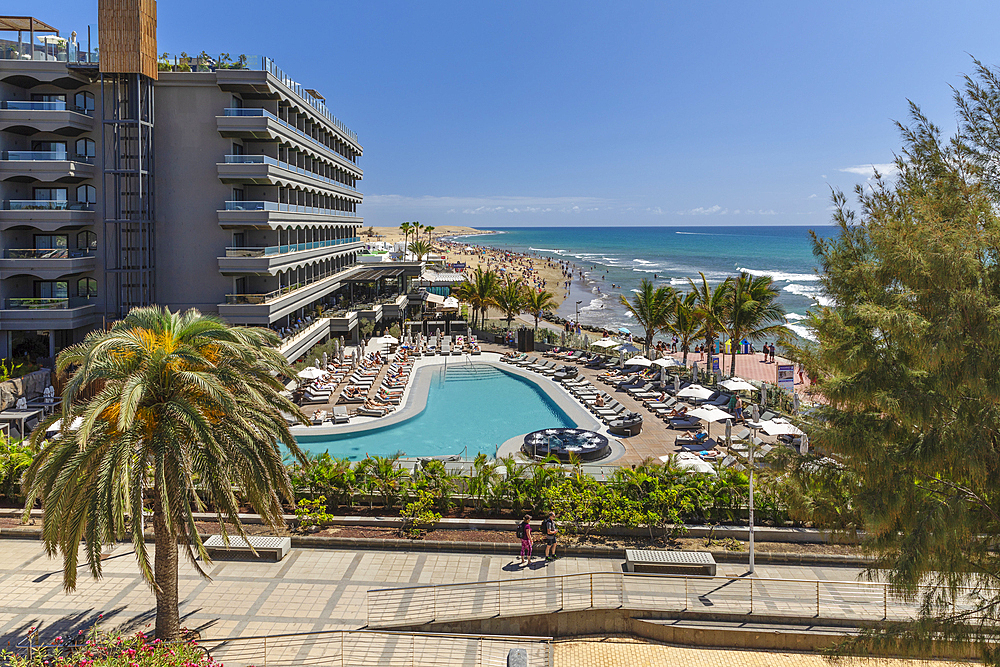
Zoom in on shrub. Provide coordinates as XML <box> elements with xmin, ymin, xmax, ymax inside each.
<box><xmin>1</xmin><ymin>630</ymin><xmax>219</xmax><ymax>667</ymax></box>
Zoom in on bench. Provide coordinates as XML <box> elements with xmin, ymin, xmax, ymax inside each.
<box><xmin>203</xmin><ymin>535</ymin><xmax>291</xmax><ymax>562</ymax></box>
<box><xmin>625</xmin><ymin>549</ymin><xmax>716</xmax><ymax>576</ymax></box>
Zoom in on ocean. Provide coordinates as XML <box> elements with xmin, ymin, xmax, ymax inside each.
<box><xmin>446</xmin><ymin>225</ymin><xmax>838</xmax><ymax>341</ymax></box>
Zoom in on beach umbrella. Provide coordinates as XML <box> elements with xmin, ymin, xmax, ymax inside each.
<box><xmin>799</xmin><ymin>432</ymin><xmax>810</xmax><ymax>455</ymax></box>
<box><xmin>560</xmin><ymin>331</ymin><xmax>566</xmax><ymax>345</ymax></box>
<box><xmin>760</xmin><ymin>419</ymin><xmax>803</xmax><ymax>437</ymax></box>
<box><xmin>691</xmin><ymin>361</ymin><xmax>699</xmax><ymax>381</ymax></box>
<box><xmin>297</xmin><ymin>367</ymin><xmax>324</xmax><ymax>379</ymax></box>
<box><xmin>665</xmin><ymin>452</ymin><xmax>716</xmax><ymax>475</ymax></box>
<box><xmin>725</xmin><ymin>419</ymin><xmax>733</xmax><ymax>447</ymax></box>
<box><xmin>592</xmin><ymin>338</ymin><xmax>620</xmax><ymax>348</ymax></box>
<box><xmin>673</xmin><ymin>375</ymin><xmax>680</xmax><ymax>394</ymax></box>
<box><xmin>314</xmin><ymin>358</ymin><xmax>320</xmax><ymax>368</ymax></box>
<box><xmin>618</xmin><ymin>327</ymin><xmax>631</xmax><ymax>335</ymax></box>
<box><xmin>383</xmin><ymin>335</ymin><xmax>399</xmax><ymax>344</ymax></box>
<box><xmin>760</xmin><ymin>383</ymin><xmax>768</xmax><ymax>408</ymax></box>
<box><xmin>617</xmin><ymin>342</ymin><xmax>640</xmax><ymax>354</ymax></box>
<box><xmin>624</xmin><ymin>355</ymin><xmax>652</xmax><ymax>367</ymax></box>
<box><xmin>721</xmin><ymin>377</ymin><xmax>756</xmax><ymax>392</ymax></box>
<box><xmin>652</xmin><ymin>357</ymin><xmax>682</xmax><ymax>368</ymax></box>
<box><xmin>583</xmin><ymin>334</ymin><xmax>590</xmax><ymax>347</ymax></box>
<box><xmin>322</xmin><ymin>352</ymin><xmax>328</xmax><ymax>367</ymax></box>
<box><xmin>677</xmin><ymin>384</ymin><xmax>714</xmax><ymax>400</ymax></box>
<box><xmin>752</xmin><ymin>404</ymin><xmax>760</xmax><ymax>423</ymax></box>
<box><xmin>793</xmin><ymin>392</ymin><xmax>800</xmax><ymax>414</ymax></box>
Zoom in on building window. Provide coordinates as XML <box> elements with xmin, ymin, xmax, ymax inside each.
<box><xmin>76</xmin><ymin>185</ymin><xmax>97</xmax><ymax>205</ymax></box>
<box><xmin>77</xmin><ymin>231</ymin><xmax>97</xmax><ymax>250</ymax></box>
<box><xmin>31</xmin><ymin>140</ymin><xmax>67</xmax><ymax>156</ymax></box>
<box><xmin>35</xmin><ymin>281</ymin><xmax>68</xmax><ymax>299</ymax></box>
<box><xmin>33</xmin><ymin>187</ymin><xmax>68</xmax><ymax>201</ymax></box>
<box><xmin>232</xmin><ymin>188</ymin><xmax>245</xmax><ymax>201</ymax></box>
<box><xmin>31</xmin><ymin>93</ymin><xmax>66</xmax><ymax>103</ymax></box>
<box><xmin>34</xmin><ymin>235</ymin><xmax>68</xmax><ymax>250</ymax></box>
<box><xmin>75</xmin><ymin>138</ymin><xmax>96</xmax><ymax>160</ymax></box>
<box><xmin>231</xmin><ymin>142</ymin><xmax>244</xmax><ymax>156</ymax></box>
<box><xmin>77</xmin><ymin>278</ymin><xmax>98</xmax><ymax>298</ymax></box>
<box><xmin>74</xmin><ymin>91</ymin><xmax>95</xmax><ymax>114</ymax></box>
<box><xmin>231</xmin><ymin>95</ymin><xmax>243</xmax><ymax>108</ymax></box>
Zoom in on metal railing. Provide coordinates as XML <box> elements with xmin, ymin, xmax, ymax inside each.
<box><xmin>222</xmin><ymin>107</ymin><xmax>360</xmax><ymax>165</ymax></box>
<box><xmin>6</xmin><ymin>200</ymin><xmax>93</xmax><ymax>211</ymax></box>
<box><xmin>222</xmin><ymin>154</ymin><xmax>360</xmax><ymax>192</ymax></box>
<box><xmin>4</xmin><ymin>297</ymin><xmax>94</xmax><ymax>310</ymax></box>
<box><xmin>367</xmin><ymin>571</ymin><xmax>985</xmax><ymax>628</ymax></box>
<box><xmin>1</xmin><ymin>101</ymin><xmax>94</xmax><ymax>115</ymax></box>
<box><xmin>225</xmin><ymin>238</ymin><xmax>361</xmax><ymax>257</ymax></box>
<box><xmin>197</xmin><ymin>629</ymin><xmax>552</xmax><ymax>667</ymax></box>
<box><xmin>3</xmin><ymin>151</ymin><xmax>92</xmax><ymax>163</ymax></box>
<box><xmin>223</xmin><ymin>200</ymin><xmax>361</xmax><ymax>219</ymax></box>
<box><xmin>4</xmin><ymin>248</ymin><xmax>95</xmax><ymax>259</ymax></box>
<box><xmin>225</xmin><ymin>268</ymin><xmax>348</xmax><ymax>305</ymax></box>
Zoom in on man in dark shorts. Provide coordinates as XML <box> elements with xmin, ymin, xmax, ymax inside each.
<box><xmin>541</xmin><ymin>512</ymin><xmax>558</xmax><ymax>561</ymax></box>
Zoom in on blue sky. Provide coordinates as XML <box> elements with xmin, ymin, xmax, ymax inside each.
<box><xmin>34</xmin><ymin>0</ymin><xmax>1000</xmax><ymax>227</ymax></box>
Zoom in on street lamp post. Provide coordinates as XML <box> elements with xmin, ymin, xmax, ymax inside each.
<box><xmin>747</xmin><ymin>404</ymin><xmax>761</xmax><ymax>575</ymax></box>
<box><xmin>575</xmin><ymin>300</ymin><xmax>582</xmax><ymax>325</ymax></box>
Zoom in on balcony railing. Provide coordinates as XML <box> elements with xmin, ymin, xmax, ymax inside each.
<box><xmin>1</xmin><ymin>101</ymin><xmax>94</xmax><ymax>116</ymax></box>
<box><xmin>0</xmin><ymin>44</ymin><xmax>98</xmax><ymax>64</ymax></box>
<box><xmin>223</xmin><ymin>201</ymin><xmax>360</xmax><ymax>218</ymax></box>
<box><xmin>3</xmin><ymin>151</ymin><xmax>92</xmax><ymax>163</ymax></box>
<box><xmin>4</xmin><ymin>297</ymin><xmax>93</xmax><ymax>310</ymax></box>
<box><xmin>6</xmin><ymin>200</ymin><xmax>94</xmax><ymax>211</ymax></box>
<box><xmin>222</xmin><ymin>108</ymin><xmax>359</xmax><ymax>166</ymax></box>
<box><xmin>223</xmin><ymin>154</ymin><xmax>359</xmax><ymax>193</ymax></box>
<box><xmin>4</xmin><ymin>248</ymin><xmax>95</xmax><ymax>259</ymax></box>
<box><xmin>225</xmin><ymin>238</ymin><xmax>361</xmax><ymax>257</ymax></box>
<box><xmin>225</xmin><ymin>268</ymin><xmax>345</xmax><ymax>305</ymax></box>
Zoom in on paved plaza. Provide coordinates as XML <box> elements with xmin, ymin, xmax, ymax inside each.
<box><xmin>0</xmin><ymin>539</ymin><xmax>869</xmax><ymax>643</ymax></box>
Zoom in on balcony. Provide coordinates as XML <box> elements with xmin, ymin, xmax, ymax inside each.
<box><xmin>217</xmin><ymin>108</ymin><xmax>362</xmax><ymax>175</ymax></box>
<box><xmin>219</xmin><ymin>238</ymin><xmax>361</xmax><ymax>275</ymax></box>
<box><xmin>0</xmin><ymin>200</ymin><xmax>94</xmax><ymax>231</ymax></box>
<box><xmin>0</xmin><ymin>101</ymin><xmax>94</xmax><ymax>136</ymax></box>
<box><xmin>0</xmin><ymin>297</ymin><xmax>97</xmax><ymax>330</ymax></box>
<box><xmin>0</xmin><ymin>152</ymin><xmax>94</xmax><ymax>183</ymax></box>
<box><xmin>0</xmin><ymin>248</ymin><xmax>97</xmax><ymax>279</ymax></box>
<box><xmin>218</xmin><ymin>155</ymin><xmax>361</xmax><ymax>198</ymax></box>
<box><xmin>218</xmin><ymin>267</ymin><xmax>354</xmax><ymax>324</ymax></box>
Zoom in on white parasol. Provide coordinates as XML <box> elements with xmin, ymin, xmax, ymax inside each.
<box><xmin>297</xmin><ymin>367</ymin><xmax>325</xmax><ymax>379</ymax></box>
<box><xmin>721</xmin><ymin>377</ymin><xmax>756</xmax><ymax>392</ymax></box>
<box><xmin>624</xmin><ymin>355</ymin><xmax>653</xmax><ymax>367</ymax></box>
<box><xmin>677</xmin><ymin>384</ymin><xmax>713</xmax><ymax>400</ymax></box>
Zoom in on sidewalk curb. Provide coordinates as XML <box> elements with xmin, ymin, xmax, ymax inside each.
<box><xmin>0</xmin><ymin>525</ymin><xmax>874</xmax><ymax>567</ymax></box>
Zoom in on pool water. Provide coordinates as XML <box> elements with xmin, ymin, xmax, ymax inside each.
<box><xmin>295</xmin><ymin>363</ymin><xmax>577</xmax><ymax>460</ymax></box>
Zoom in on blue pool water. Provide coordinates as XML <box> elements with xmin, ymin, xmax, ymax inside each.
<box><xmin>294</xmin><ymin>364</ymin><xmax>577</xmax><ymax>460</ymax></box>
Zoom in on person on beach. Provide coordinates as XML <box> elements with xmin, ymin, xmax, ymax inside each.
<box><xmin>734</xmin><ymin>395</ymin><xmax>745</xmax><ymax>423</ymax></box>
<box><xmin>770</xmin><ymin>344</ymin><xmax>776</xmax><ymax>364</ymax></box>
<box><xmin>517</xmin><ymin>514</ymin><xmax>533</xmax><ymax>565</ymax></box>
<box><xmin>542</xmin><ymin>512</ymin><xmax>559</xmax><ymax>561</ymax></box>
<box><xmin>762</xmin><ymin>343</ymin><xmax>770</xmax><ymax>363</ymax></box>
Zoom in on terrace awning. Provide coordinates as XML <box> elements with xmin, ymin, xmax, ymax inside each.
<box><xmin>0</xmin><ymin>17</ymin><xmax>59</xmax><ymax>33</ymax></box>
<box><xmin>345</xmin><ymin>268</ymin><xmax>406</xmax><ymax>282</ymax></box>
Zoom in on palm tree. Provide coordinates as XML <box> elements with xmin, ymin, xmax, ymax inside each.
<box><xmin>668</xmin><ymin>290</ymin><xmax>702</xmax><ymax>365</ymax></box>
<box><xmin>688</xmin><ymin>272</ymin><xmax>732</xmax><ymax>374</ymax></box>
<box><xmin>494</xmin><ymin>276</ymin><xmax>528</xmax><ymax>329</ymax></box>
<box><xmin>424</xmin><ymin>225</ymin><xmax>435</xmax><ymax>243</ymax></box>
<box><xmin>408</xmin><ymin>240</ymin><xmax>432</xmax><ymax>261</ymax></box>
<box><xmin>524</xmin><ymin>289</ymin><xmax>557</xmax><ymax>334</ymax></box>
<box><xmin>456</xmin><ymin>267</ymin><xmax>500</xmax><ymax>329</ymax></box>
<box><xmin>22</xmin><ymin>306</ymin><xmax>306</xmax><ymax>641</ymax></box>
<box><xmin>399</xmin><ymin>221</ymin><xmax>412</xmax><ymax>253</ymax></box>
<box><xmin>618</xmin><ymin>278</ymin><xmax>675</xmax><ymax>355</ymax></box>
<box><xmin>725</xmin><ymin>271</ymin><xmax>787</xmax><ymax>376</ymax></box>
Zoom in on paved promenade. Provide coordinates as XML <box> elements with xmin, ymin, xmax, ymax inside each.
<box><xmin>0</xmin><ymin>540</ymin><xmax>868</xmax><ymax>644</ymax></box>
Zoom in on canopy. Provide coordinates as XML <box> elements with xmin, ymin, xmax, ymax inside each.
<box><xmin>624</xmin><ymin>356</ymin><xmax>652</xmax><ymax>367</ymax></box>
<box><xmin>442</xmin><ymin>296</ymin><xmax>460</xmax><ymax>309</ymax></box>
<box><xmin>676</xmin><ymin>384</ymin><xmax>713</xmax><ymax>400</ymax></box>
<box><xmin>760</xmin><ymin>419</ymin><xmax>804</xmax><ymax>437</ymax></box>
<box><xmin>592</xmin><ymin>338</ymin><xmax>620</xmax><ymax>348</ymax></box>
<box><xmin>652</xmin><ymin>357</ymin><xmax>683</xmax><ymax>368</ymax></box>
<box><xmin>687</xmin><ymin>405</ymin><xmax>735</xmax><ymax>423</ymax></box>
<box><xmin>424</xmin><ymin>292</ymin><xmax>446</xmax><ymax>305</ymax></box>
<box><xmin>617</xmin><ymin>343</ymin><xmax>640</xmax><ymax>354</ymax></box>
<box><xmin>297</xmin><ymin>367</ymin><xmax>325</xmax><ymax>379</ymax></box>
<box><xmin>618</xmin><ymin>327</ymin><xmax>631</xmax><ymax>334</ymax></box>
<box><xmin>721</xmin><ymin>377</ymin><xmax>756</xmax><ymax>392</ymax></box>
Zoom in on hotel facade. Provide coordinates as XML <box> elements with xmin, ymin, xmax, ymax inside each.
<box><xmin>0</xmin><ymin>7</ymin><xmax>417</xmax><ymax>362</ymax></box>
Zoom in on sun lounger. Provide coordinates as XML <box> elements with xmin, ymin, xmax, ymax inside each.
<box><xmin>668</xmin><ymin>416</ymin><xmax>702</xmax><ymax>430</ymax></box>
<box><xmin>357</xmin><ymin>406</ymin><xmax>391</xmax><ymax>417</ymax></box>
<box><xmin>332</xmin><ymin>406</ymin><xmax>350</xmax><ymax>424</ymax></box>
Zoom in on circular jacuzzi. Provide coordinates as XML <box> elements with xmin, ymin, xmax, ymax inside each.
<box><xmin>522</xmin><ymin>427</ymin><xmax>611</xmax><ymax>462</ymax></box>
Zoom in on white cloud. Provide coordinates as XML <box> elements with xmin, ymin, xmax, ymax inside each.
<box><xmin>807</xmin><ymin>194</ymin><xmax>818</xmax><ymax>199</ymax></box>
<box><xmin>838</xmin><ymin>163</ymin><xmax>899</xmax><ymax>179</ymax></box>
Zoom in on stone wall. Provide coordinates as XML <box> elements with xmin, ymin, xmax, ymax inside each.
<box><xmin>0</xmin><ymin>369</ymin><xmax>51</xmax><ymax>411</ymax></box>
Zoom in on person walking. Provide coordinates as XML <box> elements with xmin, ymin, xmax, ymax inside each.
<box><xmin>517</xmin><ymin>514</ymin><xmax>533</xmax><ymax>566</ymax></box>
<box><xmin>541</xmin><ymin>511</ymin><xmax>559</xmax><ymax>561</ymax></box>
<box><xmin>770</xmin><ymin>344</ymin><xmax>776</xmax><ymax>364</ymax></box>
<box><xmin>762</xmin><ymin>343</ymin><xmax>770</xmax><ymax>364</ymax></box>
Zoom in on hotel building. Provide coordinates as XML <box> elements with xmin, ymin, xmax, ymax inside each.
<box><xmin>0</xmin><ymin>6</ymin><xmax>418</xmax><ymax>362</ymax></box>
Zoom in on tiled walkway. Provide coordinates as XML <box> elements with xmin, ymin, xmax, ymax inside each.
<box><xmin>0</xmin><ymin>540</ymin><xmax>870</xmax><ymax>645</ymax></box>
<box><xmin>554</xmin><ymin>636</ymin><xmax>946</xmax><ymax>667</ymax></box>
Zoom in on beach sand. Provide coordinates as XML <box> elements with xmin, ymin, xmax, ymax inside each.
<box><xmin>367</xmin><ymin>225</ymin><xmax>574</xmax><ymax>314</ymax></box>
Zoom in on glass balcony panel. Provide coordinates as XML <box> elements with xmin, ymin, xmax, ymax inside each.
<box><xmin>4</xmin><ymin>248</ymin><xmax>95</xmax><ymax>259</ymax></box>
<box><xmin>221</xmin><ymin>201</ymin><xmax>361</xmax><ymax>219</ymax></box>
<box><xmin>6</xmin><ymin>200</ymin><xmax>96</xmax><ymax>211</ymax></box>
<box><xmin>3</xmin><ymin>101</ymin><xmax>68</xmax><ymax>111</ymax></box>
<box><xmin>5</xmin><ymin>151</ymin><xmax>70</xmax><ymax>161</ymax></box>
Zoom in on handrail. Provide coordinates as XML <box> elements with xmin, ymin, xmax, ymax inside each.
<box><xmin>366</xmin><ymin>570</ymin><xmax>985</xmax><ymax>628</ymax></box>
<box><xmin>225</xmin><ymin>238</ymin><xmax>360</xmax><ymax>257</ymax></box>
<box><xmin>222</xmin><ymin>107</ymin><xmax>360</xmax><ymax>165</ymax></box>
<box><xmin>222</xmin><ymin>154</ymin><xmax>360</xmax><ymax>192</ymax></box>
<box><xmin>222</xmin><ymin>200</ymin><xmax>362</xmax><ymax>219</ymax></box>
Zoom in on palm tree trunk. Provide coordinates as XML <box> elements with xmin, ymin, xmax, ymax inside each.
<box><xmin>152</xmin><ymin>489</ymin><xmax>181</xmax><ymax>641</ymax></box>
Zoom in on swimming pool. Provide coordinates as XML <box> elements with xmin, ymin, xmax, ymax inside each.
<box><xmin>295</xmin><ymin>363</ymin><xmax>578</xmax><ymax>460</ymax></box>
